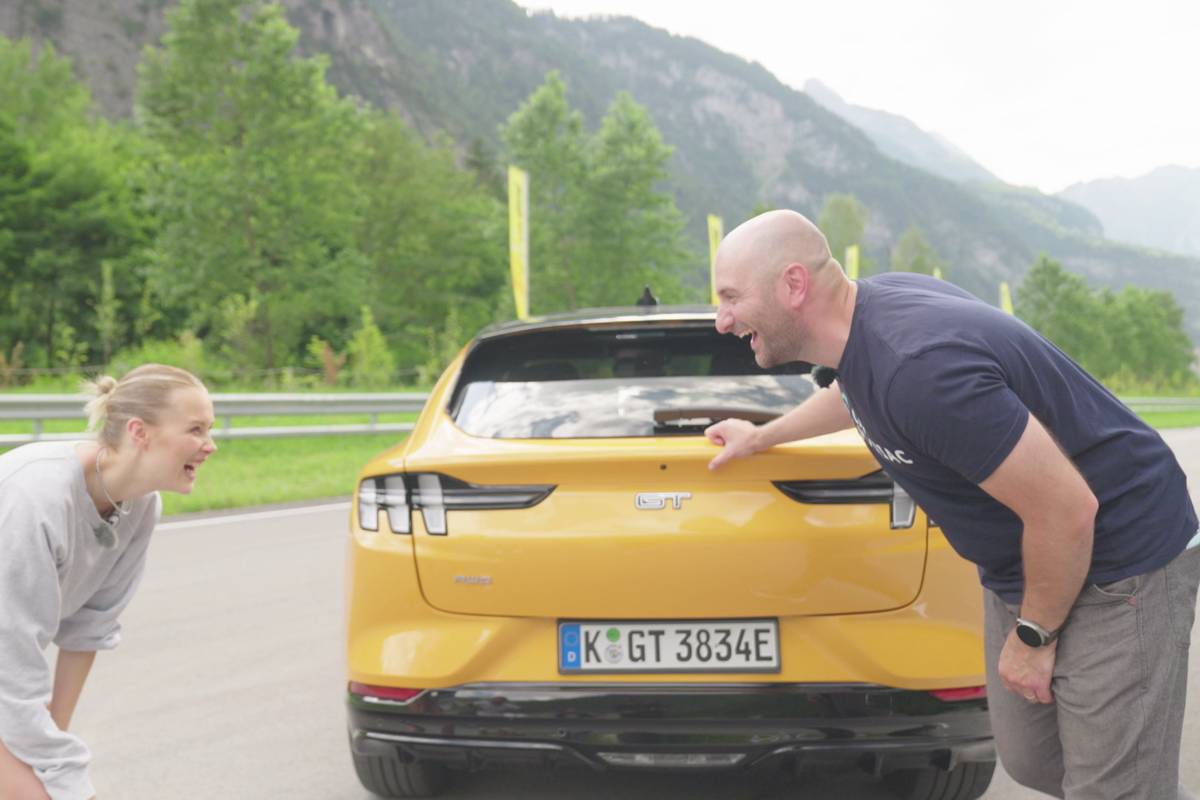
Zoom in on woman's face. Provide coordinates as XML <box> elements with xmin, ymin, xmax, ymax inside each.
<box><xmin>141</xmin><ymin>386</ymin><xmax>217</xmax><ymax>494</ymax></box>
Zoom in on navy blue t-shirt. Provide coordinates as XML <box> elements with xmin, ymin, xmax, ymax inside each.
<box><xmin>837</xmin><ymin>272</ymin><xmax>1196</xmax><ymax>602</ymax></box>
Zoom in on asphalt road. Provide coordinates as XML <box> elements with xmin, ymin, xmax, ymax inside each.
<box><xmin>71</xmin><ymin>429</ymin><xmax>1200</xmax><ymax>799</ymax></box>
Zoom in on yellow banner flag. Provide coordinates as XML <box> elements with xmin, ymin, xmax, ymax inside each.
<box><xmin>845</xmin><ymin>244</ymin><xmax>860</xmax><ymax>280</ymax></box>
<box><xmin>508</xmin><ymin>166</ymin><xmax>530</xmax><ymax>320</ymax></box>
<box><xmin>999</xmin><ymin>281</ymin><xmax>1014</xmax><ymax>315</ymax></box>
<box><xmin>707</xmin><ymin>214</ymin><xmax>724</xmax><ymax>305</ymax></box>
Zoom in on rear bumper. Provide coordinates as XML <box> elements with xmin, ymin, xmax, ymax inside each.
<box><xmin>347</xmin><ymin>682</ymin><xmax>994</xmax><ymax>773</ymax></box>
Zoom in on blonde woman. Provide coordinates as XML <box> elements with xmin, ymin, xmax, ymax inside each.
<box><xmin>0</xmin><ymin>364</ymin><xmax>216</xmax><ymax>800</ymax></box>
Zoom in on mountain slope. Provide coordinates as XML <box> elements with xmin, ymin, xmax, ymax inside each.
<box><xmin>1060</xmin><ymin>166</ymin><xmax>1200</xmax><ymax>257</ymax></box>
<box><xmin>803</xmin><ymin>79</ymin><xmax>998</xmax><ymax>185</ymax></box>
<box><xmin>5</xmin><ymin>0</ymin><xmax>1200</xmax><ymax>336</ymax></box>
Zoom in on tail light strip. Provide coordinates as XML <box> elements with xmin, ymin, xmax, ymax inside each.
<box><xmin>773</xmin><ymin>471</ymin><xmax>917</xmax><ymax>530</ymax></box>
<box><xmin>358</xmin><ymin>473</ymin><xmax>555</xmax><ymax>535</ymax></box>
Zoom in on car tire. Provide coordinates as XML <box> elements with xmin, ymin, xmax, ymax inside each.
<box><xmin>883</xmin><ymin>760</ymin><xmax>996</xmax><ymax>800</ymax></box>
<box><xmin>350</xmin><ymin>748</ymin><xmax>449</xmax><ymax>798</ymax></box>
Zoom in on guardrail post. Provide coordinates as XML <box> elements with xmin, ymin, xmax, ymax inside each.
<box><xmin>369</xmin><ymin>412</ymin><xmax>378</xmax><ymax>431</ymax></box>
<box><xmin>33</xmin><ymin>419</ymin><xmax>43</xmax><ymax>441</ymax></box>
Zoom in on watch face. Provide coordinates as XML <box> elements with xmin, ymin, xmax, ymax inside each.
<box><xmin>1016</xmin><ymin>622</ymin><xmax>1044</xmax><ymax>647</ymax></box>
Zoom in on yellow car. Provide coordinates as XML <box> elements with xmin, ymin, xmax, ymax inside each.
<box><xmin>346</xmin><ymin>303</ymin><xmax>995</xmax><ymax>800</ymax></box>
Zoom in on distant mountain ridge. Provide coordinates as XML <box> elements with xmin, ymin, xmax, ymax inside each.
<box><xmin>1060</xmin><ymin>166</ymin><xmax>1200</xmax><ymax>257</ymax></box>
<box><xmin>803</xmin><ymin>79</ymin><xmax>998</xmax><ymax>185</ymax></box>
<box><xmin>4</xmin><ymin>0</ymin><xmax>1200</xmax><ymax>337</ymax></box>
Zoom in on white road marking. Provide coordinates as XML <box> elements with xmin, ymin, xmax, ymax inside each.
<box><xmin>156</xmin><ymin>501</ymin><xmax>351</xmax><ymax>530</ymax></box>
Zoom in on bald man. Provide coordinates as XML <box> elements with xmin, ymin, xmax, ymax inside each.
<box><xmin>706</xmin><ymin>210</ymin><xmax>1200</xmax><ymax>800</ymax></box>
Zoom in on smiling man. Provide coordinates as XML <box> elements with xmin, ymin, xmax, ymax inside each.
<box><xmin>706</xmin><ymin>209</ymin><xmax>1200</xmax><ymax>800</ymax></box>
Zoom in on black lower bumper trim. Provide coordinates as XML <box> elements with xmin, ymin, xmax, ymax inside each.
<box><xmin>347</xmin><ymin>682</ymin><xmax>994</xmax><ymax>773</ymax></box>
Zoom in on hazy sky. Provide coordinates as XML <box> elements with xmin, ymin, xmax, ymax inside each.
<box><xmin>517</xmin><ymin>0</ymin><xmax>1200</xmax><ymax>193</ymax></box>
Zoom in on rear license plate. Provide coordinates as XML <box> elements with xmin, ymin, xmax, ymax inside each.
<box><xmin>558</xmin><ymin>619</ymin><xmax>780</xmax><ymax>674</ymax></box>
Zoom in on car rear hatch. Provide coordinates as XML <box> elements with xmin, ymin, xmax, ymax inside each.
<box><xmin>383</xmin><ymin>319</ymin><xmax>927</xmax><ymax>619</ymax></box>
<box><xmin>403</xmin><ymin>433</ymin><xmax>926</xmax><ymax>619</ymax></box>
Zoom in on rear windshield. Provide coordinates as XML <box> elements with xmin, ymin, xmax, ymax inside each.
<box><xmin>448</xmin><ymin>325</ymin><xmax>815</xmax><ymax>439</ymax></box>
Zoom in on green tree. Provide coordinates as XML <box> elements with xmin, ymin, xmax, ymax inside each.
<box><xmin>1015</xmin><ymin>255</ymin><xmax>1194</xmax><ymax>389</ymax></box>
<box><xmin>138</xmin><ymin>0</ymin><xmax>367</xmax><ymax>369</ymax></box>
<box><xmin>0</xmin><ymin>38</ymin><xmax>90</xmax><ymax>141</ymax></box>
<box><xmin>502</xmin><ymin>73</ymin><xmax>696</xmax><ymax>311</ymax></box>
<box><xmin>95</xmin><ymin>261</ymin><xmax>120</xmax><ymax>364</ymax></box>
<box><xmin>1015</xmin><ymin>255</ymin><xmax>1107</xmax><ymax>370</ymax></box>
<box><xmin>575</xmin><ymin>92</ymin><xmax>694</xmax><ymax>305</ymax></box>
<box><xmin>0</xmin><ymin>38</ymin><xmax>151</xmax><ymax>369</ymax></box>
<box><xmin>0</xmin><ymin>121</ymin><xmax>148</xmax><ymax>369</ymax></box>
<box><xmin>890</xmin><ymin>225</ymin><xmax>945</xmax><ymax>276</ymax></box>
<box><xmin>351</xmin><ymin>113</ymin><xmax>505</xmax><ymax>373</ymax></box>
<box><xmin>347</xmin><ymin>305</ymin><xmax>396</xmax><ymax>389</ymax></box>
<box><xmin>464</xmin><ymin>136</ymin><xmax>505</xmax><ymax>201</ymax></box>
<box><xmin>1098</xmin><ymin>287</ymin><xmax>1194</xmax><ymax>386</ymax></box>
<box><xmin>501</xmin><ymin>71</ymin><xmax>588</xmax><ymax>311</ymax></box>
<box><xmin>818</xmin><ymin>193</ymin><xmax>869</xmax><ymax>274</ymax></box>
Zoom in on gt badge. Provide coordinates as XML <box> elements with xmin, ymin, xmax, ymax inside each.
<box><xmin>635</xmin><ymin>492</ymin><xmax>692</xmax><ymax>510</ymax></box>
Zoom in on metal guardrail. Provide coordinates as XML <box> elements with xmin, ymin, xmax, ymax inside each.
<box><xmin>1120</xmin><ymin>397</ymin><xmax>1200</xmax><ymax>412</ymax></box>
<box><xmin>0</xmin><ymin>393</ymin><xmax>430</xmax><ymax>447</ymax></box>
<box><xmin>2</xmin><ymin>393</ymin><xmax>1197</xmax><ymax>448</ymax></box>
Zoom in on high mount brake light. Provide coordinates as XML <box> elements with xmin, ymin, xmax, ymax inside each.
<box><xmin>357</xmin><ymin>473</ymin><xmax>555</xmax><ymax>535</ymax></box>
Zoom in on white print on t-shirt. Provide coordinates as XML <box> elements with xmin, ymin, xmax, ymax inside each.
<box><xmin>844</xmin><ymin>395</ymin><xmax>915</xmax><ymax>466</ymax></box>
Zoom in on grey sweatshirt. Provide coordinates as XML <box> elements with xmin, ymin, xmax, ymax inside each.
<box><xmin>0</xmin><ymin>441</ymin><xmax>160</xmax><ymax>800</ymax></box>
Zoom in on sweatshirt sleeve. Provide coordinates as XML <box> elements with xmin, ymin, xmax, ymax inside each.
<box><xmin>0</xmin><ymin>498</ymin><xmax>96</xmax><ymax>800</ymax></box>
<box><xmin>55</xmin><ymin>493</ymin><xmax>161</xmax><ymax>652</ymax></box>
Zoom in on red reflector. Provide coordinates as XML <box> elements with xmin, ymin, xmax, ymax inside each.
<box><xmin>349</xmin><ymin>682</ymin><xmax>423</xmax><ymax>702</ymax></box>
<box><xmin>930</xmin><ymin>686</ymin><xmax>987</xmax><ymax>702</ymax></box>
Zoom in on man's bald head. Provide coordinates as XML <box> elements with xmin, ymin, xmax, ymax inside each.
<box><xmin>716</xmin><ymin>209</ymin><xmax>835</xmax><ymax>289</ymax></box>
<box><xmin>713</xmin><ymin>209</ymin><xmax>856</xmax><ymax>368</ymax></box>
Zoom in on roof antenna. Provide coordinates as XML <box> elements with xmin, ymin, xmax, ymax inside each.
<box><xmin>636</xmin><ymin>286</ymin><xmax>659</xmax><ymax>306</ymax></box>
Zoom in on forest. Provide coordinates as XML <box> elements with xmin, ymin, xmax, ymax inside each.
<box><xmin>0</xmin><ymin>0</ymin><xmax>1193</xmax><ymax>393</ymax></box>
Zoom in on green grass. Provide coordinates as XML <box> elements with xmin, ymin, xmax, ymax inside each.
<box><xmin>1136</xmin><ymin>410</ymin><xmax>1200</xmax><ymax>430</ymax></box>
<box><xmin>162</xmin><ymin>434</ymin><xmax>406</xmax><ymax>515</ymax></box>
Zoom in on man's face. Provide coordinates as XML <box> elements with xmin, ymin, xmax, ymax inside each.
<box><xmin>715</xmin><ymin>262</ymin><xmax>799</xmax><ymax>368</ymax></box>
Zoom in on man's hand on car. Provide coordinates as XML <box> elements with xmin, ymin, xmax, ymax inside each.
<box><xmin>705</xmin><ymin>419</ymin><xmax>761</xmax><ymax>470</ymax></box>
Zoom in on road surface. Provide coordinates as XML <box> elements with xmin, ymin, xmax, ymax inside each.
<box><xmin>71</xmin><ymin>429</ymin><xmax>1200</xmax><ymax>798</ymax></box>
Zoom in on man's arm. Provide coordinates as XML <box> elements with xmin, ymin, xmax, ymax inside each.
<box><xmin>978</xmin><ymin>413</ymin><xmax>1097</xmax><ymax>703</ymax></box>
<box><xmin>49</xmin><ymin>649</ymin><xmax>96</xmax><ymax>732</ymax></box>
<box><xmin>706</xmin><ymin>380</ymin><xmax>853</xmax><ymax>470</ymax></box>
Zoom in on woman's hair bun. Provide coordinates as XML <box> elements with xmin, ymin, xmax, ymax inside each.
<box><xmin>83</xmin><ymin>375</ymin><xmax>118</xmax><ymax>432</ymax></box>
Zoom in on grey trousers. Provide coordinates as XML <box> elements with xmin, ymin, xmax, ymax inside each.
<box><xmin>984</xmin><ymin>544</ymin><xmax>1200</xmax><ymax>800</ymax></box>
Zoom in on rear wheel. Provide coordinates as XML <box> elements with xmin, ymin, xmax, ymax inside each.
<box><xmin>883</xmin><ymin>761</ymin><xmax>995</xmax><ymax>800</ymax></box>
<box><xmin>350</xmin><ymin>748</ymin><xmax>449</xmax><ymax>798</ymax></box>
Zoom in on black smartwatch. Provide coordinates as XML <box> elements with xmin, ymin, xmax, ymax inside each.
<box><xmin>1015</xmin><ymin>617</ymin><xmax>1060</xmax><ymax>648</ymax></box>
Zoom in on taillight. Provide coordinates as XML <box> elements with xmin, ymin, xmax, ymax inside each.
<box><xmin>929</xmin><ymin>686</ymin><xmax>987</xmax><ymax>702</ymax></box>
<box><xmin>357</xmin><ymin>473</ymin><xmax>554</xmax><ymax>535</ymax></box>
<box><xmin>348</xmin><ymin>682</ymin><xmax>424</xmax><ymax>703</ymax></box>
<box><xmin>773</xmin><ymin>470</ymin><xmax>917</xmax><ymax>530</ymax></box>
